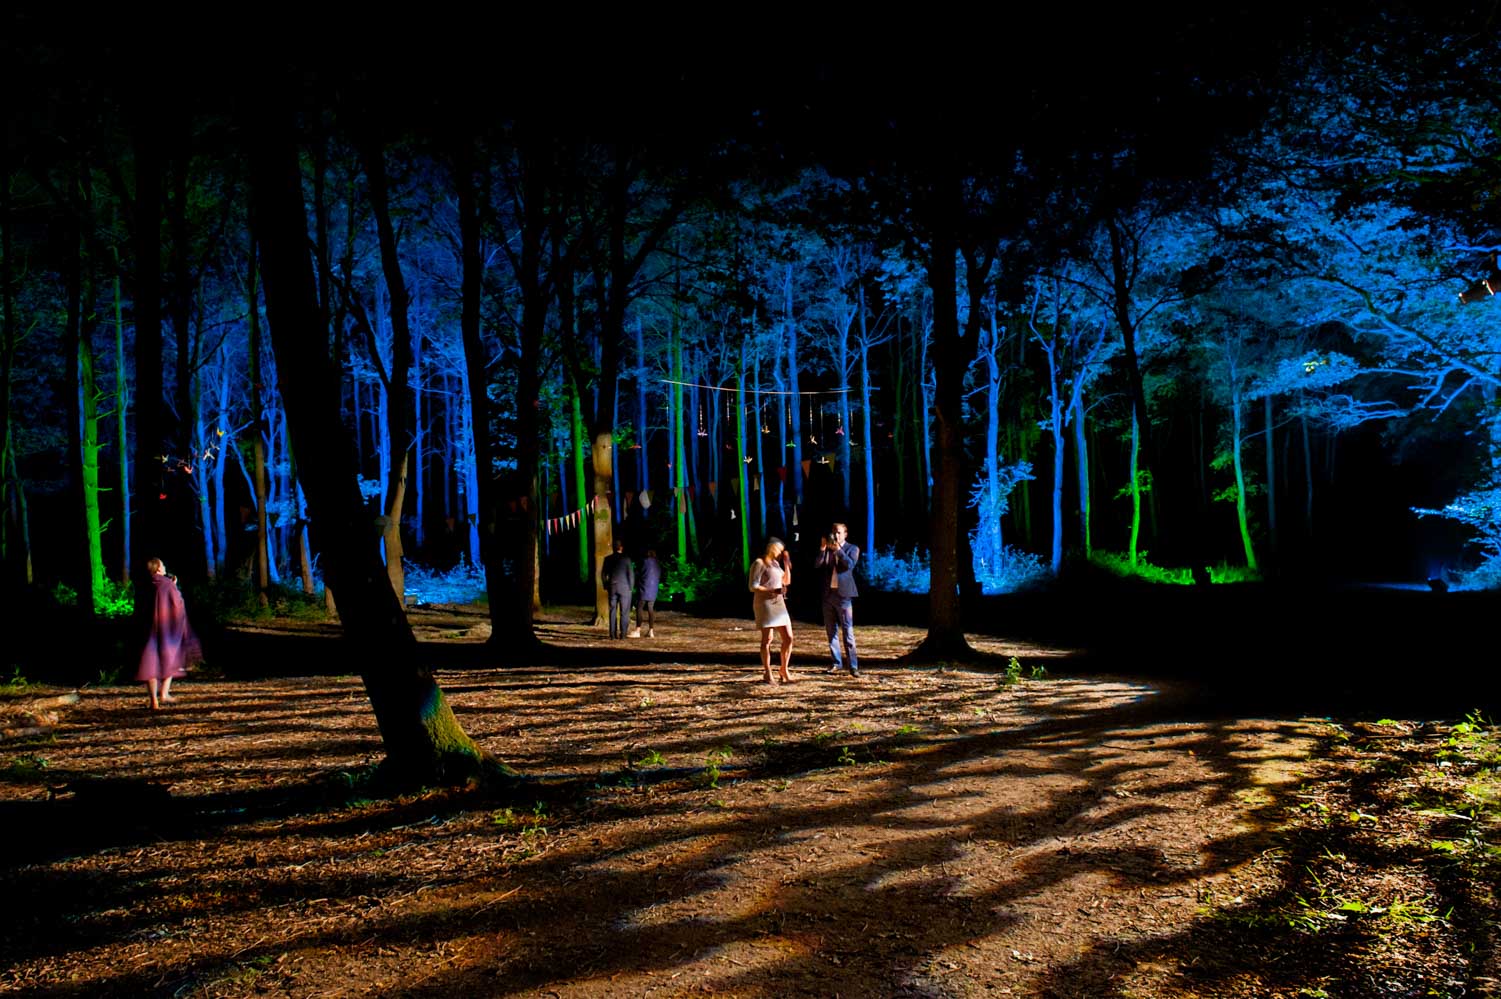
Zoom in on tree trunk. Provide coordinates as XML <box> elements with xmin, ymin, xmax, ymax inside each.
<box><xmin>1129</xmin><ymin>411</ymin><xmax>1142</xmax><ymax>568</ymax></box>
<box><xmin>752</xmin><ymin>340</ymin><xmax>767</xmax><ymax>540</ymax></box>
<box><xmin>62</xmin><ymin>205</ymin><xmax>91</xmax><ymax>606</ymax></box>
<box><xmin>672</xmin><ymin>324</ymin><xmax>688</xmax><ymax>561</ymax></box>
<box><xmin>110</xmin><ymin>238</ymin><xmax>131</xmax><ymax>585</ymax></box>
<box><xmin>81</xmin><ymin>280</ymin><xmax>107</xmax><ymax>612</ymax></box>
<box><xmin>132</xmin><ymin>120</ymin><xmax>165</xmax><ymax>591</ymax></box>
<box><xmin>891</xmin><ymin>318</ymin><xmax>908</xmax><ymax>523</ymax></box>
<box><xmin>568</xmin><ymin>372</ymin><xmax>590</xmax><ymax>589</ymax></box>
<box><xmin>784</xmin><ymin>266</ymin><xmax>804</xmax><ymax>507</ymax></box>
<box><xmin>0</xmin><ymin>156</ymin><xmax>14</xmax><ymax>580</ymax></box>
<box><xmin>912</xmin><ymin>184</ymin><xmax>971</xmax><ymax>660</ymax></box>
<box><xmin>249</xmin><ymin>240</ymin><xmax>271</xmax><ymax>608</ymax></box>
<box><xmin>1073</xmin><ymin>392</ymin><xmax>1091</xmax><ymax>560</ymax></box>
<box><xmin>859</xmin><ymin>327</ymin><xmax>876</xmax><ymax>558</ymax></box>
<box><xmin>1047</xmin><ymin>350</ymin><xmax>1065</xmax><ymax>575</ymax></box>
<box><xmin>358</xmin><ymin>138</ymin><xmax>414</xmax><ymax>605</ymax></box>
<box><xmin>736</xmin><ymin>345</ymin><xmax>750</xmax><ymax>571</ymax></box>
<box><xmin>249</xmin><ymin>109</ymin><xmax>485</xmax><ymax>783</ymax></box>
<box><xmin>1264</xmin><ymin>392</ymin><xmax>1277</xmax><ymax>569</ymax></box>
<box><xmin>1232</xmin><ymin>389</ymin><xmax>1258</xmax><ymax>571</ymax></box>
<box><xmin>635</xmin><ymin>319</ymin><xmax>649</xmax><ymax>496</ymax></box>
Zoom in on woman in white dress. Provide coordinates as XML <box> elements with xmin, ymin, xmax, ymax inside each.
<box><xmin>749</xmin><ymin>537</ymin><xmax>794</xmax><ymax>683</ymax></box>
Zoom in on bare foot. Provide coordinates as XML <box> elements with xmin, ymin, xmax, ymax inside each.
<box><xmin>149</xmin><ymin>701</ymin><xmax>161</xmax><ymax>710</ymax></box>
<box><xmin>160</xmin><ymin>695</ymin><xmax>177</xmax><ymax>704</ymax></box>
<box><xmin>761</xmin><ymin>672</ymin><xmax>774</xmax><ymax>684</ymax></box>
<box><xmin>780</xmin><ymin>673</ymin><xmax>793</xmax><ymax>683</ymax></box>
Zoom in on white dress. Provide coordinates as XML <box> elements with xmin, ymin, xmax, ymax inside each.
<box><xmin>750</xmin><ymin>559</ymin><xmax>791</xmax><ymax>629</ymax></box>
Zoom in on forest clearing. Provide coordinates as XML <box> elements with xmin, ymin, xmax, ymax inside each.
<box><xmin>2</xmin><ymin>611</ymin><xmax>1496</xmax><ymax>998</ymax></box>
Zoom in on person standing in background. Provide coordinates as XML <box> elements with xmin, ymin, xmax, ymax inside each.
<box><xmin>815</xmin><ymin>522</ymin><xmax>860</xmax><ymax>676</ymax></box>
<box><xmin>634</xmin><ymin>549</ymin><xmax>662</xmax><ymax>637</ymax></box>
<box><xmin>136</xmin><ymin>558</ymin><xmax>201</xmax><ymax>709</ymax></box>
<box><xmin>601</xmin><ymin>540</ymin><xmax>635</xmax><ymax>639</ymax></box>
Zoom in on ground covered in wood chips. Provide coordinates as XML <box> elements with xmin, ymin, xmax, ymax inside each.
<box><xmin>1</xmin><ymin>608</ymin><xmax>1497</xmax><ymax>998</ymax></box>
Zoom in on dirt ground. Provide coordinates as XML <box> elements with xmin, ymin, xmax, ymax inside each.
<box><xmin>0</xmin><ymin>608</ymin><xmax>1496</xmax><ymax>998</ymax></box>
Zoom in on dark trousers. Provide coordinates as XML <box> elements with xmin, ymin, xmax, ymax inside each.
<box><xmin>823</xmin><ymin>597</ymin><xmax>857</xmax><ymax>671</ymax></box>
<box><xmin>608</xmin><ymin>591</ymin><xmax>630</xmax><ymax>638</ymax></box>
<box><xmin>635</xmin><ymin>597</ymin><xmax>655</xmax><ymax>630</ymax></box>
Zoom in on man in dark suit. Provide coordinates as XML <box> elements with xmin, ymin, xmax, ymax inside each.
<box><xmin>815</xmin><ymin>522</ymin><xmax>860</xmax><ymax>676</ymax></box>
<box><xmin>601</xmin><ymin>540</ymin><xmax>635</xmax><ymax>639</ymax></box>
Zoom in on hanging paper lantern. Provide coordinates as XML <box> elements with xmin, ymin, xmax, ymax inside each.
<box><xmin>639</xmin><ymin>490</ymin><xmax>652</xmax><ymax>510</ymax></box>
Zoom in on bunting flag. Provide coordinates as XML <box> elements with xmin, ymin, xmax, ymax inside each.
<box><xmin>545</xmin><ymin>495</ymin><xmax>606</xmax><ymax>536</ymax></box>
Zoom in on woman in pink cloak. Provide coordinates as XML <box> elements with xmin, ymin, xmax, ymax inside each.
<box><xmin>136</xmin><ymin>558</ymin><xmax>199</xmax><ymax>709</ymax></box>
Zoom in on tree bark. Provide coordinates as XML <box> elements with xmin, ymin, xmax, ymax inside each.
<box><xmin>357</xmin><ymin>137</ymin><xmax>414</xmax><ymax>605</ymax></box>
<box><xmin>249</xmin><ymin>109</ymin><xmax>485</xmax><ymax>784</ymax></box>
<box><xmin>132</xmin><ymin>120</ymin><xmax>165</xmax><ymax>591</ymax></box>
<box><xmin>249</xmin><ymin>239</ymin><xmax>271</xmax><ymax>608</ymax></box>
<box><xmin>912</xmin><ymin>179</ymin><xmax>972</xmax><ymax>660</ymax></box>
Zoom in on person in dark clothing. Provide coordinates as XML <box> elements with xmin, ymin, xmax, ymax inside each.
<box><xmin>601</xmin><ymin>540</ymin><xmax>635</xmax><ymax>639</ymax></box>
<box><xmin>814</xmin><ymin>522</ymin><xmax>860</xmax><ymax>676</ymax></box>
<box><xmin>635</xmin><ymin>549</ymin><xmax>662</xmax><ymax>637</ymax></box>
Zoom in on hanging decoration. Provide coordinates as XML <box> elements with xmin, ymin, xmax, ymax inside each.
<box><xmin>544</xmin><ymin>494</ymin><xmax>607</xmax><ymax>536</ymax></box>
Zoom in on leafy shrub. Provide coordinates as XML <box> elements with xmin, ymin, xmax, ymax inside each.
<box><xmin>1416</xmin><ymin>487</ymin><xmax>1501</xmax><ymax>591</ymax></box>
<box><xmin>1090</xmin><ymin>550</ymin><xmax>1260</xmax><ymax>585</ymax></box>
<box><xmin>402</xmin><ymin>561</ymin><xmax>487</xmax><ymax>606</ymax></box>
<box><xmin>973</xmin><ymin>546</ymin><xmax>1050</xmax><ymax>594</ymax></box>
<box><xmin>861</xmin><ymin>545</ymin><xmax>931</xmax><ymax>594</ymax></box>
<box><xmin>655</xmin><ymin>553</ymin><xmax>738</xmax><ymax>603</ymax></box>
<box><xmin>862</xmin><ymin>543</ymin><xmax>1048</xmax><ymax>594</ymax></box>
<box><xmin>1091</xmin><ymin>550</ymin><xmax>1192</xmax><ymax>585</ymax></box>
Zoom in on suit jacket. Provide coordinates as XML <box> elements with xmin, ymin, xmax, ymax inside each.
<box><xmin>601</xmin><ymin>552</ymin><xmax>635</xmax><ymax>595</ymax></box>
<box><xmin>815</xmin><ymin>542</ymin><xmax>860</xmax><ymax>599</ymax></box>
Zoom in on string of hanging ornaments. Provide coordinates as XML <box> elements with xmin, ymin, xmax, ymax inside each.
<box><xmin>655</xmin><ymin>378</ymin><xmax>868</xmax><ymax>493</ymax></box>
<box><xmin>544</xmin><ymin>494</ymin><xmax>606</xmax><ymax>537</ymax></box>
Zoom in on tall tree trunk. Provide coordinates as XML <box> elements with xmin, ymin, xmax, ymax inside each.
<box><xmin>132</xmin><ymin>121</ymin><xmax>165</xmax><ymax>590</ymax></box>
<box><xmin>110</xmin><ymin>234</ymin><xmax>131</xmax><ymax>585</ymax></box>
<box><xmin>211</xmin><ymin>361</ymin><xmax>231</xmax><ymax>575</ymax></box>
<box><xmin>635</xmin><ymin>319</ymin><xmax>649</xmax><ymax>496</ymax></box>
<box><xmin>249</xmin><ymin>240</ymin><xmax>271</xmax><ymax>608</ymax></box>
<box><xmin>672</xmin><ymin>324</ymin><xmax>688</xmax><ymax>561</ymax></box>
<box><xmin>736</xmin><ymin>345</ymin><xmax>750</xmax><ymax>571</ymax></box>
<box><xmin>1047</xmin><ymin>349</ymin><xmax>1065</xmax><ymax>575</ymax></box>
<box><xmin>752</xmin><ymin>340</ymin><xmax>767</xmax><ymax>540</ymax></box>
<box><xmin>249</xmin><ymin>108</ymin><xmax>484</xmax><ymax>783</ymax></box>
<box><xmin>913</xmin><ymin>184</ymin><xmax>971</xmax><ymax>659</ymax></box>
<box><xmin>1073</xmin><ymin>393</ymin><xmax>1091</xmax><ymax>560</ymax></box>
<box><xmin>1232</xmin><ymin>388</ymin><xmax>1258</xmax><ymax>571</ymax></box>
<box><xmin>358</xmin><ymin>139</ymin><xmax>413</xmax><ymax>605</ymax></box>
<box><xmin>168</xmin><ymin>146</ymin><xmax>200</xmax><ymax>579</ymax></box>
<box><xmin>1264</xmin><ymin>392</ymin><xmax>1277</xmax><ymax>569</ymax></box>
<box><xmin>63</xmin><ymin>203</ymin><xmax>91</xmax><ymax>605</ymax></box>
<box><xmin>858</xmin><ymin>325</ymin><xmax>876</xmax><ymax>557</ymax></box>
<box><xmin>455</xmin><ymin>138</ymin><xmax>497</xmax><ymax>616</ymax></box>
<box><xmin>81</xmin><ymin>274</ymin><xmax>107</xmax><ymax>612</ymax></box>
<box><xmin>503</xmin><ymin>142</ymin><xmax>549</xmax><ymax>647</ymax></box>
<box><xmin>891</xmin><ymin>318</ymin><xmax>908</xmax><ymax>522</ymax></box>
<box><xmin>784</xmin><ymin>266</ymin><xmax>804</xmax><ymax>507</ymax></box>
<box><xmin>568</xmin><ymin>370</ymin><xmax>590</xmax><ymax>586</ymax></box>
<box><xmin>0</xmin><ymin>158</ymin><xmax>13</xmax><ymax>580</ymax></box>
<box><xmin>1129</xmin><ymin>411</ymin><xmax>1142</xmax><ymax>568</ymax></box>
<box><xmin>836</xmin><ymin>329</ymin><xmax>852</xmax><ymax>511</ymax></box>
<box><xmin>918</xmin><ymin>303</ymin><xmax>934</xmax><ymax>510</ymax></box>
<box><xmin>772</xmin><ymin>349</ymin><xmax>787</xmax><ymax>536</ymax></box>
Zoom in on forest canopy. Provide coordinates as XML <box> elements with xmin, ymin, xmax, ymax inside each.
<box><xmin>4</xmin><ymin>10</ymin><xmax>1500</xmax><ymax>693</ymax></box>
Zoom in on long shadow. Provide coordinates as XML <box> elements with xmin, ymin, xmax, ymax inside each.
<box><xmin>1</xmin><ymin>681</ymin><xmax>1316</xmax><ymax>998</ymax></box>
